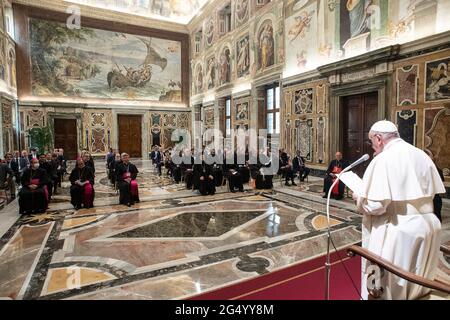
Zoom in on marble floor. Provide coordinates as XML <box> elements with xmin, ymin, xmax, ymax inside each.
<box><xmin>0</xmin><ymin>160</ymin><xmax>448</xmax><ymax>300</ymax></box>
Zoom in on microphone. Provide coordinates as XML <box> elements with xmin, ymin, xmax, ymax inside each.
<box><xmin>324</xmin><ymin>153</ymin><xmax>369</xmax><ymax>300</ymax></box>
<box><xmin>346</xmin><ymin>154</ymin><xmax>370</xmax><ymax>171</ymax></box>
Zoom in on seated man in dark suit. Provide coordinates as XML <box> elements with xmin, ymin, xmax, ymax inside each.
<box><xmin>11</xmin><ymin>151</ymin><xmax>21</xmax><ymax>183</ymax></box>
<box><xmin>292</xmin><ymin>150</ymin><xmax>310</xmax><ymax>182</ymax></box>
<box><xmin>5</xmin><ymin>152</ymin><xmax>18</xmax><ymax>199</ymax></box>
<box><xmin>193</xmin><ymin>154</ymin><xmax>216</xmax><ymax>196</ymax></box>
<box><xmin>278</xmin><ymin>149</ymin><xmax>297</xmax><ymax>186</ymax></box>
<box><xmin>0</xmin><ymin>158</ymin><xmax>14</xmax><ymax>201</ymax></box>
<box><xmin>19</xmin><ymin>150</ymin><xmax>30</xmax><ymax>178</ymax></box>
<box><xmin>152</xmin><ymin>146</ymin><xmax>163</xmax><ymax>176</ymax></box>
<box><xmin>254</xmin><ymin>160</ymin><xmax>273</xmax><ymax>190</ymax></box>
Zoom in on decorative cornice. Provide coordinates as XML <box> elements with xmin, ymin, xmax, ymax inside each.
<box><xmin>397</xmin><ymin>30</ymin><xmax>450</xmax><ymax>60</ymax></box>
<box><xmin>12</xmin><ymin>0</ymin><xmax>190</xmax><ymax>34</ymax></box>
<box><xmin>317</xmin><ymin>45</ymin><xmax>401</xmax><ymax>76</ymax></box>
<box><xmin>282</xmin><ymin>69</ymin><xmax>322</xmax><ymax>87</ymax></box>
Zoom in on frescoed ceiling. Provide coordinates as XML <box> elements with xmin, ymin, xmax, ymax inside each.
<box><xmin>64</xmin><ymin>0</ymin><xmax>209</xmax><ymax>24</ymax></box>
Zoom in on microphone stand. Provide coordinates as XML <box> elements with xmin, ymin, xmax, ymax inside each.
<box><xmin>324</xmin><ymin>165</ymin><xmax>353</xmax><ymax>300</ymax></box>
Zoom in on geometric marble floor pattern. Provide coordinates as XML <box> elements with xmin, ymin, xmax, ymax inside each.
<box><xmin>0</xmin><ymin>160</ymin><xmax>446</xmax><ymax>300</ymax></box>
<box><xmin>0</xmin><ymin>175</ymin><xmax>361</xmax><ymax>299</ymax></box>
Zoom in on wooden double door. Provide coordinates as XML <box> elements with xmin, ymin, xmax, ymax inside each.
<box><xmin>342</xmin><ymin>92</ymin><xmax>378</xmax><ymax>177</ymax></box>
<box><xmin>118</xmin><ymin>115</ymin><xmax>142</xmax><ymax>158</ymax></box>
<box><xmin>54</xmin><ymin>118</ymin><xmax>77</xmax><ymax>160</ymax></box>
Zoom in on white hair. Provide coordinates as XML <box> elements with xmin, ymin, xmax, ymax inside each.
<box><xmin>121</xmin><ymin>153</ymin><xmax>129</xmax><ymax>158</ymax></box>
<box><xmin>370</xmin><ymin>131</ymin><xmax>400</xmax><ymax>140</ymax></box>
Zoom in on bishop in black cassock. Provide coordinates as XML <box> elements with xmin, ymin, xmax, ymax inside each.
<box><xmin>69</xmin><ymin>158</ymin><xmax>95</xmax><ymax>209</ymax></box>
<box><xmin>19</xmin><ymin>159</ymin><xmax>49</xmax><ymax>215</ymax></box>
<box><xmin>116</xmin><ymin>153</ymin><xmax>140</xmax><ymax>206</ymax></box>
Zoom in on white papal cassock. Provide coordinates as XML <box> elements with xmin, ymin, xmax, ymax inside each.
<box><xmin>357</xmin><ymin>138</ymin><xmax>445</xmax><ymax>300</ymax></box>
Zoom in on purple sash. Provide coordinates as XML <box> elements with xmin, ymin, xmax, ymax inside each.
<box><xmin>31</xmin><ymin>178</ymin><xmax>49</xmax><ymax>208</ymax></box>
<box><xmin>83</xmin><ymin>182</ymin><xmax>94</xmax><ymax>207</ymax></box>
<box><xmin>123</xmin><ymin>172</ymin><xmax>138</xmax><ymax>197</ymax></box>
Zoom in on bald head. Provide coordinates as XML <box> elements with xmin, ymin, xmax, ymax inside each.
<box><xmin>121</xmin><ymin>153</ymin><xmax>129</xmax><ymax>163</ymax></box>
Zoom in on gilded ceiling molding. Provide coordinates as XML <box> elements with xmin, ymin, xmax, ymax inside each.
<box><xmin>12</xmin><ymin>0</ymin><xmax>190</xmax><ymax>34</ymax></box>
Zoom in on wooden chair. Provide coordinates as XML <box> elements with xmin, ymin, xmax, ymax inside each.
<box><xmin>346</xmin><ymin>244</ymin><xmax>450</xmax><ymax>299</ymax></box>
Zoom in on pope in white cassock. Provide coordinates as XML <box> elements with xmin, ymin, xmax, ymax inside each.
<box><xmin>355</xmin><ymin>120</ymin><xmax>445</xmax><ymax>300</ymax></box>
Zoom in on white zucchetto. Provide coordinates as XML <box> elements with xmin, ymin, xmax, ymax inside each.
<box><xmin>370</xmin><ymin>120</ymin><xmax>398</xmax><ymax>133</ymax></box>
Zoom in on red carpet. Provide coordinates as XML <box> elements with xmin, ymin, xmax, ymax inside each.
<box><xmin>188</xmin><ymin>249</ymin><xmax>362</xmax><ymax>300</ymax></box>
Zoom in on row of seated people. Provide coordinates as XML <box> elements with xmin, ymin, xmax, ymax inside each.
<box><xmin>23</xmin><ymin>149</ymin><xmax>141</xmax><ymax>214</ymax></box>
<box><xmin>161</xmin><ymin>148</ymin><xmax>312</xmax><ymax>195</ymax></box>
<box><xmin>18</xmin><ymin>151</ymin><xmax>91</xmax><ymax>214</ymax></box>
<box><xmin>0</xmin><ymin>149</ymin><xmax>67</xmax><ymax>201</ymax></box>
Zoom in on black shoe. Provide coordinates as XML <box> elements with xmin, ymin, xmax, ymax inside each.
<box><xmin>300</xmin><ymin>178</ymin><xmax>305</xmax><ymax>182</ymax></box>
<box><xmin>334</xmin><ymin>195</ymin><xmax>344</xmax><ymax>200</ymax></box>
<box><xmin>127</xmin><ymin>203</ymin><xmax>131</xmax><ymax>207</ymax></box>
<box><xmin>322</xmin><ymin>194</ymin><xmax>327</xmax><ymax>198</ymax></box>
<box><xmin>239</xmin><ymin>188</ymin><xmax>244</xmax><ymax>192</ymax></box>
<box><xmin>231</xmin><ymin>189</ymin><xmax>236</xmax><ymax>193</ymax></box>
<box><xmin>291</xmin><ymin>182</ymin><xmax>297</xmax><ymax>186</ymax></box>
<box><xmin>285</xmin><ymin>182</ymin><xmax>291</xmax><ymax>186</ymax></box>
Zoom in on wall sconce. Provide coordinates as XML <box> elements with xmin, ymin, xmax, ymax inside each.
<box><xmin>328</xmin><ymin>0</ymin><xmax>338</xmax><ymax>11</ymax></box>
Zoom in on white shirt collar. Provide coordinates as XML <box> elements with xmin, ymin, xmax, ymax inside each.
<box><xmin>383</xmin><ymin>138</ymin><xmax>402</xmax><ymax>151</ymax></box>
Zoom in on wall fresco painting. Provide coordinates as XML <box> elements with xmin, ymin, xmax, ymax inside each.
<box><xmin>30</xmin><ymin>18</ymin><xmax>182</xmax><ymax>102</ymax></box>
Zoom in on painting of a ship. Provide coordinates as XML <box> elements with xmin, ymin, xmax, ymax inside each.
<box><xmin>107</xmin><ymin>38</ymin><xmax>168</xmax><ymax>89</ymax></box>
<box><xmin>29</xmin><ymin>18</ymin><xmax>182</xmax><ymax>102</ymax></box>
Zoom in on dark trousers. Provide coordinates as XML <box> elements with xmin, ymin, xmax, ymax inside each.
<box><xmin>57</xmin><ymin>171</ymin><xmax>63</xmax><ymax>187</ymax></box>
<box><xmin>212</xmin><ymin>169</ymin><xmax>223</xmax><ymax>187</ymax></box>
<box><xmin>46</xmin><ymin>182</ymin><xmax>53</xmax><ymax>200</ymax></box>
<box><xmin>117</xmin><ymin>181</ymin><xmax>140</xmax><ymax>205</ymax></box>
<box><xmin>198</xmin><ymin>177</ymin><xmax>216</xmax><ymax>195</ymax></box>
<box><xmin>19</xmin><ymin>188</ymin><xmax>47</xmax><ymax>214</ymax></box>
<box><xmin>228</xmin><ymin>172</ymin><xmax>244</xmax><ymax>191</ymax></box>
<box><xmin>281</xmin><ymin>167</ymin><xmax>295</xmax><ymax>183</ymax></box>
<box><xmin>173</xmin><ymin>166</ymin><xmax>182</xmax><ymax>183</ymax></box>
<box><xmin>156</xmin><ymin>162</ymin><xmax>162</xmax><ymax>175</ymax></box>
<box><xmin>52</xmin><ymin>177</ymin><xmax>59</xmax><ymax>194</ymax></box>
<box><xmin>185</xmin><ymin>170</ymin><xmax>194</xmax><ymax>189</ymax></box>
<box><xmin>256</xmin><ymin>174</ymin><xmax>273</xmax><ymax>189</ymax></box>
<box><xmin>433</xmin><ymin>195</ymin><xmax>442</xmax><ymax>222</ymax></box>
<box><xmin>296</xmin><ymin>167</ymin><xmax>310</xmax><ymax>181</ymax></box>
<box><xmin>237</xmin><ymin>166</ymin><xmax>250</xmax><ymax>183</ymax></box>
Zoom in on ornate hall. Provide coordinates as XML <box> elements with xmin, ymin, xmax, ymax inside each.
<box><xmin>0</xmin><ymin>0</ymin><xmax>449</xmax><ymax>302</ymax></box>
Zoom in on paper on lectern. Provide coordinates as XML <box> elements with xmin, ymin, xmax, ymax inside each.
<box><xmin>338</xmin><ymin>171</ymin><xmax>365</xmax><ymax>196</ymax></box>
